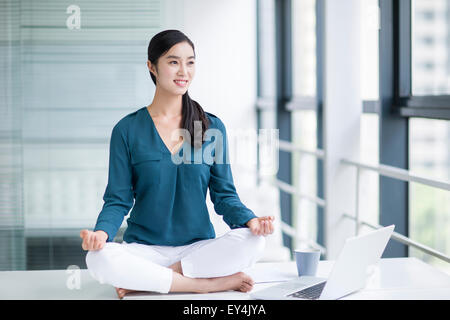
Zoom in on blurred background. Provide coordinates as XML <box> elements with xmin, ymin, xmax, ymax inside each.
<box><xmin>0</xmin><ymin>0</ymin><xmax>449</xmax><ymax>275</ymax></box>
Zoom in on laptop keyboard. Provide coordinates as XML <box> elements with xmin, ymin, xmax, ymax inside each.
<box><xmin>287</xmin><ymin>281</ymin><xmax>327</xmax><ymax>300</ymax></box>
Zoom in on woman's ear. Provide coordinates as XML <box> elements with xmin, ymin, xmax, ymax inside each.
<box><xmin>147</xmin><ymin>60</ymin><xmax>157</xmax><ymax>77</ymax></box>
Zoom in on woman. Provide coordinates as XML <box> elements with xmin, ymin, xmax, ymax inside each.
<box><xmin>80</xmin><ymin>29</ymin><xmax>275</xmax><ymax>299</ymax></box>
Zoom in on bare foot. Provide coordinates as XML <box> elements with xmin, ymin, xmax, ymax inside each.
<box><xmin>116</xmin><ymin>272</ymin><xmax>255</xmax><ymax>297</ymax></box>
<box><xmin>115</xmin><ymin>287</ymin><xmax>140</xmax><ymax>299</ymax></box>
<box><xmin>201</xmin><ymin>272</ymin><xmax>254</xmax><ymax>293</ymax></box>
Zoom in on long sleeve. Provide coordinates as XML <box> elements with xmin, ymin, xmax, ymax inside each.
<box><xmin>208</xmin><ymin>119</ymin><xmax>257</xmax><ymax>229</ymax></box>
<box><xmin>94</xmin><ymin>121</ymin><xmax>134</xmax><ymax>242</ymax></box>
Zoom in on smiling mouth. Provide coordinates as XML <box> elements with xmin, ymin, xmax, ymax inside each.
<box><xmin>174</xmin><ymin>80</ymin><xmax>188</xmax><ymax>86</ymax></box>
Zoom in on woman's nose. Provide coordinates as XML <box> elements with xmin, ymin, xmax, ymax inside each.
<box><xmin>178</xmin><ymin>62</ymin><xmax>188</xmax><ymax>75</ymax></box>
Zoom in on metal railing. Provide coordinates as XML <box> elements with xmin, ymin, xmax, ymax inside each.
<box><xmin>341</xmin><ymin>159</ymin><xmax>450</xmax><ymax>191</ymax></box>
<box><xmin>276</xmin><ymin>139</ymin><xmax>326</xmax><ymax>208</ymax></box>
<box><xmin>264</xmin><ymin>138</ymin><xmax>450</xmax><ymax>264</ymax></box>
<box><xmin>342</xmin><ymin>213</ymin><xmax>450</xmax><ymax>263</ymax></box>
<box><xmin>261</xmin><ymin>139</ymin><xmax>326</xmax><ymax>253</ymax></box>
<box><xmin>341</xmin><ymin>158</ymin><xmax>450</xmax><ymax>264</ymax></box>
<box><xmin>278</xmin><ymin>139</ymin><xmax>325</xmax><ymax>159</ymax></box>
<box><xmin>279</xmin><ymin>220</ymin><xmax>326</xmax><ymax>254</ymax></box>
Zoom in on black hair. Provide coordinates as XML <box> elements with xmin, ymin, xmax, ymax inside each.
<box><xmin>147</xmin><ymin>29</ymin><xmax>209</xmax><ymax>149</ymax></box>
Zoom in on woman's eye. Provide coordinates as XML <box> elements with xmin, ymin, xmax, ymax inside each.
<box><xmin>170</xmin><ymin>61</ymin><xmax>194</xmax><ymax>65</ymax></box>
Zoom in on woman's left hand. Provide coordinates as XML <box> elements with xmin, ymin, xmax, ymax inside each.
<box><xmin>246</xmin><ymin>216</ymin><xmax>275</xmax><ymax>236</ymax></box>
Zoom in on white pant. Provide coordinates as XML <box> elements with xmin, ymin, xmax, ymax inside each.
<box><xmin>85</xmin><ymin>228</ymin><xmax>266</xmax><ymax>294</ymax></box>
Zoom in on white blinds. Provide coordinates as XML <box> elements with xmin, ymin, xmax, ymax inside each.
<box><xmin>0</xmin><ymin>0</ymin><xmax>163</xmax><ymax>270</ymax></box>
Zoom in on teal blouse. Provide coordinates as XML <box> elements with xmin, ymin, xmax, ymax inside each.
<box><xmin>93</xmin><ymin>106</ymin><xmax>257</xmax><ymax>246</ymax></box>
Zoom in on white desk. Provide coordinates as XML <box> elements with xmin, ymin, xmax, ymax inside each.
<box><xmin>0</xmin><ymin>258</ymin><xmax>449</xmax><ymax>300</ymax></box>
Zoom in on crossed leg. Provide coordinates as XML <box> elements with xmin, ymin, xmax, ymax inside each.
<box><xmin>90</xmin><ymin>228</ymin><xmax>266</xmax><ymax>299</ymax></box>
<box><xmin>116</xmin><ymin>259</ymin><xmax>257</xmax><ymax>299</ymax></box>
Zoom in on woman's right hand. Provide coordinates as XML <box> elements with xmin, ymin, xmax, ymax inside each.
<box><xmin>80</xmin><ymin>229</ymin><xmax>108</xmax><ymax>251</ymax></box>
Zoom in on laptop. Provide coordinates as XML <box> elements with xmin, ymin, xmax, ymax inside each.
<box><xmin>250</xmin><ymin>224</ymin><xmax>395</xmax><ymax>300</ymax></box>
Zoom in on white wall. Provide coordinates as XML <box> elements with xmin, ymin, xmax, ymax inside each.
<box><xmin>184</xmin><ymin>0</ymin><xmax>258</xmax><ymax>192</ymax></box>
<box><xmin>163</xmin><ymin>0</ymin><xmax>257</xmax><ymax>131</ymax></box>
<box><xmin>324</xmin><ymin>0</ymin><xmax>362</xmax><ymax>259</ymax></box>
<box><xmin>163</xmin><ymin>0</ymin><xmax>260</xmax><ymax>234</ymax></box>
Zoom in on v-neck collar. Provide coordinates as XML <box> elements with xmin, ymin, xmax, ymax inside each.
<box><xmin>144</xmin><ymin>106</ymin><xmax>185</xmax><ymax>155</ymax></box>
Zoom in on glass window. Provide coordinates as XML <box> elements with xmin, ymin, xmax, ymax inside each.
<box><xmin>412</xmin><ymin>0</ymin><xmax>450</xmax><ymax>95</ymax></box>
<box><xmin>257</xmin><ymin>0</ymin><xmax>278</xmax><ymax>180</ymax></box>
<box><xmin>260</xmin><ymin>109</ymin><xmax>277</xmax><ymax>130</ymax></box>
<box><xmin>0</xmin><ymin>0</ymin><xmax>162</xmax><ymax>271</ymax></box>
<box><xmin>258</xmin><ymin>0</ymin><xmax>277</xmax><ymax>98</ymax></box>
<box><xmin>360</xmin><ymin>0</ymin><xmax>380</xmax><ymax>100</ymax></box>
<box><xmin>359</xmin><ymin>114</ymin><xmax>380</xmax><ymax>232</ymax></box>
<box><xmin>409</xmin><ymin>118</ymin><xmax>450</xmax><ymax>275</ymax></box>
<box><xmin>291</xmin><ymin>0</ymin><xmax>320</xmax><ymax>248</ymax></box>
<box><xmin>292</xmin><ymin>0</ymin><xmax>316</xmax><ymax>97</ymax></box>
<box><xmin>291</xmin><ymin>110</ymin><xmax>318</xmax><ymax>249</ymax></box>
<box><xmin>359</xmin><ymin>0</ymin><xmax>380</xmax><ymax>234</ymax></box>
<box><xmin>258</xmin><ymin>109</ymin><xmax>278</xmax><ymax>179</ymax></box>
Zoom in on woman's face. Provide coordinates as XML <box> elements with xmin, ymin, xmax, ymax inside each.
<box><xmin>148</xmin><ymin>41</ymin><xmax>196</xmax><ymax>95</ymax></box>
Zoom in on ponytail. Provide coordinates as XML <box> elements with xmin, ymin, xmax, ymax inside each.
<box><xmin>182</xmin><ymin>91</ymin><xmax>209</xmax><ymax>149</ymax></box>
